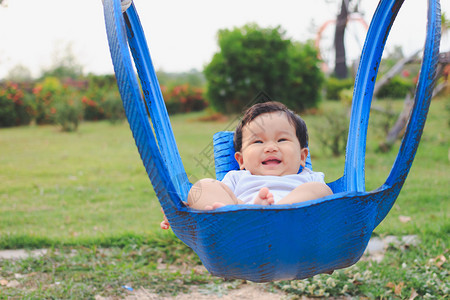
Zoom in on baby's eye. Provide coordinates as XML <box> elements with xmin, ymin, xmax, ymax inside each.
<box><xmin>278</xmin><ymin>138</ymin><xmax>288</xmax><ymax>142</ymax></box>
<box><xmin>254</xmin><ymin>140</ymin><xmax>263</xmax><ymax>144</ymax></box>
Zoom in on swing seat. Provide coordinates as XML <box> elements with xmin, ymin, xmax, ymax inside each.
<box><xmin>102</xmin><ymin>0</ymin><xmax>441</xmax><ymax>282</ymax></box>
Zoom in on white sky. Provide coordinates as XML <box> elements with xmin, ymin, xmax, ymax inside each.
<box><xmin>0</xmin><ymin>0</ymin><xmax>449</xmax><ymax>79</ymax></box>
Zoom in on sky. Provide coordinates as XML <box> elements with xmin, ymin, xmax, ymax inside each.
<box><xmin>0</xmin><ymin>0</ymin><xmax>449</xmax><ymax>79</ymax></box>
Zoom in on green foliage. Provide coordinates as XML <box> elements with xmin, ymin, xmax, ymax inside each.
<box><xmin>0</xmin><ymin>82</ymin><xmax>34</xmax><ymax>127</ymax></box>
<box><xmin>86</xmin><ymin>74</ymin><xmax>117</xmax><ymax>89</ymax></box>
<box><xmin>314</xmin><ymin>108</ymin><xmax>349</xmax><ymax>157</ymax></box>
<box><xmin>32</xmin><ymin>77</ymin><xmax>83</xmax><ymax>131</ymax></box>
<box><xmin>156</xmin><ymin>69</ymin><xmax>205</xmax><ymax>88</ymax></box>
<box><xmin>283</xmin><ymin>41</ymin><xmax>325</xmax><ymax>111</ymax></box>
<box><xmin>204</xmin><ymin>23</ymin><xmax>323</xmax><ymax>113</ymax></box>
<box><xmin>6</xmin><ymin>64</ymin><xmax>33</xmax><ymax>82</ymax></box>
<box><xmin>1</xmin><ymin>73</ymin><xmax>208</xmax><ymax>128</ymax></box>
<box><xmin>377</xmin><ymin>75</ymin><xmax>415</xmax><ymax>99</ymax></box>
<box><xmin>161</xmin><ymin>84</ymin><xmax>208</xmax><ymax>115</ymax></box>
<box><xmin>52</xmin><ymin>92</ymin><xmax>83</xmax><ymax>132</ymax></box>
<box><xmin>81</xmin><ymin>94</ymin><xmax>105</xmax><ymax>121</ymax></box>
<box><xmin>32</xmin><ymin>77</ymin><xmax>64</xmax><ymax>124</ymax></box>
<box><xmin>82</xmin><ymin>74</ymin><xmax>121</xmax><ymax>121</ymax></box>
<box><xmin>272</xmin><ymin>233</ymin><xmax>448</xmax><ymax>298</ymax></box>
<box><xmin>325</xmin><ymin>77</ymin><xmax>354</xmax><ymax>100</ymax></box>
<box><xmin>101</xmin><ymin>90</ymin><xmax>125</xmax><ymax>123</ymax></box>
<box><xmin>338</xmin><ymin>88</ymin><xmax>353</xmax><ymax>107</ymax></box>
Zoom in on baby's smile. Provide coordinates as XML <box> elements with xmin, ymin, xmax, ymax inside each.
<box><xmin>262</xmin><ymin>157</ymin><xmax>281</xmax><ymax>165</ymax></box>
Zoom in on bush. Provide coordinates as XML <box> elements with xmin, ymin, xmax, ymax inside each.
<box><xmin>82</xmin><ymin>95</ymin><xmax>105</xmax><ymax>121</ymax></box>
<box><xmin>283</xmin><ymin>42</ymin><xmax>325</xmax><ymax>111</ymax></box>
<box><xmin>0</xmin><ymin>82</ymin><xmax>34</xmax><ymax>127</ymax></box>
<box><xmin>82</xmin><ymin>75</ymin><xmax>120</xmax><ymax>121</ymax></box>
<box><xmin>325</xmin><ymin>77</ymin><xmax>354</xmax><ymax>100</ymax></box>
<box><xmin>162</xmin><ymin>84</ymin><xmax>207</xmax><ymax>115</ymax></box>
<box><xmin>315</xmin><ymin>109</ymin><xmax>349</xmax><ymax>156</ymax></box>
<box><xmin>204</xmin><ymin>24</ymin><xmax>323</xmax><ymax>113</ymax></box>
<box><xmin>101</xmin><ymin>91</ymin><xmax>125</xmax><ymax>123</ymax></box>
<box><xmin>33</xmin><ymin>77</ymin><xmax>63</xmax><ymax>125</ymax></box>
<box><xmin>338</xmin><ymin>88</ymin><xmax>354</xmax><ymax>107</ymax></box>
<box><xmin>377</xmin><ymin>75</ymin><xmax>414</xmax><ymax>99</ymax></box>
<box><xmin>52</xmin><ymin>93</ymin><xmax>83</xmax><ymax>132</ymax></box>
<box><xmin>32</xmin><ymin>77</ymin><xmax>86</xmax><ymax>131</ymax></box>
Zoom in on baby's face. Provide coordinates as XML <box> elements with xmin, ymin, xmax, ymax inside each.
<box><xmin>235</xmin><ymin>112</ymin><xmax>307</xmax><ymax>176</ymax></box>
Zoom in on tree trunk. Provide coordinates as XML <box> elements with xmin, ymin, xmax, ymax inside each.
<box><xmin>378</xmin><ymin>51</ymin><xmax>450</xmax><ymax>152</ymax></box>
<box><xmin>378</xmin><ymin>93</ymin><xmax>414</xmax><ymax>152</ymax></box>
<box><xmin>334</xmin><ymin>0</ymin><xmax>349</xmax><ymax>79</ymax></box>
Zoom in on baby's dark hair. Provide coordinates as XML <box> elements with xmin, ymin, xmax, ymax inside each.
<box><xmin>233</xmin><ymin>101</ymin><xmax>308</xmax><ymax>152</ymax></box>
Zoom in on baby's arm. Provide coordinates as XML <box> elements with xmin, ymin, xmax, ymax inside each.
<box><xmin>276</xmin><ymin>182</ymin><xmax>333</xmax><ymax>205</ymax></box>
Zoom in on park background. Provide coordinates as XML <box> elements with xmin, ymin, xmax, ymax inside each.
<box><xmin>0</xmin><ymin>0</ymin><xmax>449</xmax><ymax>298</ymax></box>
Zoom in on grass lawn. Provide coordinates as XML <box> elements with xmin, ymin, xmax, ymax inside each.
<box><xmin>0</xmin><ymin>97</ymin><xmax>448</xmax><ymax>298</ymax></box>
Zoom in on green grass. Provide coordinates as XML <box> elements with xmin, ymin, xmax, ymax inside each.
<box><xmin>0</xmin><ymin>97</ymin><xmax>448</xmax><ymax>298</ymax></box>
<box><xmin>0</xmin><ymin>111</ymin><xmax>237</xmax><ymax>243</ymax></box>
<box><xmin>0</xmin><ymin>122</ymin><xmax>159</xmax><ymax>241</ymax></box>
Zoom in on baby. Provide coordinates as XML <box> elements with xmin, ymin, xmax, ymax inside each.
<box><xmin>161</xmin><ymin>101</ymin><xmax>332</xmax><ymax>229</ymax></box>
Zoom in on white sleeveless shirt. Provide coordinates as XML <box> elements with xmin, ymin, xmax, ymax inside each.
<box><xmin>221</xmin><ymin>168</ymin><xmax>326</xmax><ymax>204</ymax></box>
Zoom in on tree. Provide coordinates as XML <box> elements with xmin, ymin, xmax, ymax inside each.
<box><xmin>334</xmin><ymin>0</ymin><xmax>349</xmax><ymax>79</ymax></box>
<box><xmin>6</xmin><ymin>64</ymin><xmax>33</xmax><ymax>82</ymax></box>
<box><xmin>332</xmin><ymin>0</ymin><xmax>365</xmax><ymax>79</ymax></box>
<box><xmin>204</xmin><ymin>23</ymin><xmax>323</xmax><ymax>113</ymax></box>
<box><xmin>40</xmin><ymin>43</ymin><xmax>84</xmax><ymax>79</ymax></box>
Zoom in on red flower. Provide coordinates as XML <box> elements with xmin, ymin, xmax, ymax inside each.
<box><xmin>33</xmin><ymin>86</ymin><xmax>43</xmax><ymax>95</ymax></box>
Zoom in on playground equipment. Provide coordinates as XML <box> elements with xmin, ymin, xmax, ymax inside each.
<box><xmin>102</xmin><ymin>0</ymin><xmax>441</xmax><ymax>282</ymax></box>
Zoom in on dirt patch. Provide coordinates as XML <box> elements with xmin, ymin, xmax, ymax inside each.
<box><xmin>0</xmin><ymin>249</ymin><xmax>47</xmax><ymax>260</ymax></box>
<box><xmin>119</xmin><ymin>284</ymin><xmax>351</xmax><ymax>300</ymax></box>
<box><xmin>121</xmin><ymin>284</ymin><xmax>286</xmax><ymax>300</ymax></box>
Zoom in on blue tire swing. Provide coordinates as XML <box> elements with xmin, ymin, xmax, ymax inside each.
<box><xmin>102</xmin><ymin>0</ymin><xmax>441</xmax><ymax>282</ymax></box>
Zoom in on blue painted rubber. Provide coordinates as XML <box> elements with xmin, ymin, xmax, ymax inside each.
<box><xmin>344</xmin><ymin>0</ymin><xmax>404</xmax><ymax>192</ymax></box>
<box><xmin>103</xmin><ymin>0</ymin><xmax>441</xmax><ymax>282</ymax></box>
<box><xmin>123</xmin><ymin>9</ymin><xmax>192</xmax><ymax>201</ymax></box>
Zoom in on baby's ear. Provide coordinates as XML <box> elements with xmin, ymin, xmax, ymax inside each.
<box><xmin>234</xmin><ymin>152</ymin><xmax>245</xmax><ymax>170</ymax></box>
<box><xmin>300</xmin><ymin>147</ymin><xmax>308</xmax><ymax>167</ymax></box>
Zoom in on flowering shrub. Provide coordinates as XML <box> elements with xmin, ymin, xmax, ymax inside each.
<box><xmin>1</xmin><ymin>76</ymin><xmax>207</xmax><ymax>128</ymax></box>
<box><xmin>33</xmin><ymin>77</ymin><xmax>64</xmax><ymax>124</ymax></box>
<box><xmin>0</xmin><ymin>82</ymin><xmax>34</xmax><ymax>127</ymax></box>
<box><xmin>82</xmin><ymin>75</ymin><xmax>119</xmax><ymax>121</ymax></box>
<box><xmin>161</xmin><ymin>84</ymin><xmax>207</xmax><ymax>115</ymax></box>
<box><xmin>32</xmin><ymin>77</ymin><xmax>84</xmax><ymax>131</ymax></box>
<box><xmin>82</xmin><ymin>95</ymin><xmax>105</xmax><ymax>121</ymax></box>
